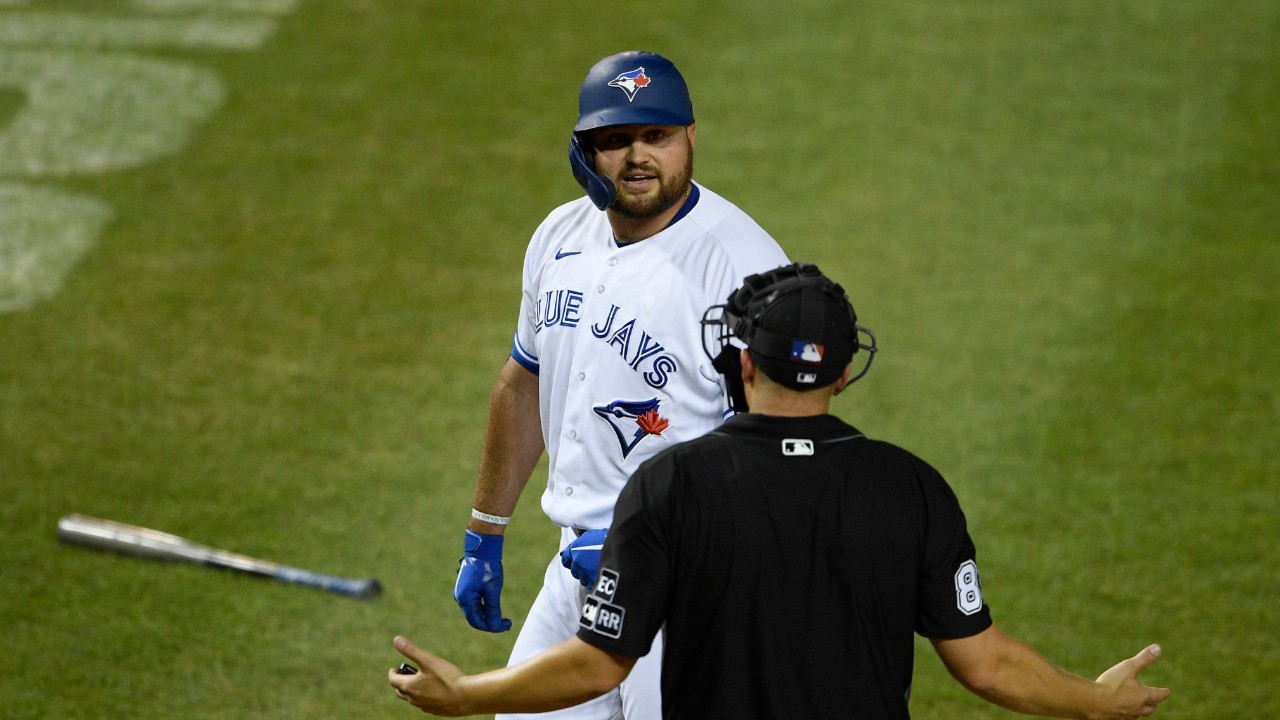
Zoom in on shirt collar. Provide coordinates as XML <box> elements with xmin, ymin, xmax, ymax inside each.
<box><xmin>613</xmin><ymin>182</ymin><xmax>701</xmax><ymax>248</ymax></box>
<box><xmin>667</xmin><ymin>181</ymin><xmax>700</xmax><ymax>226</ymax></box>
<box><xmin>718</xmin><ymin>413</ymin><xmax>863</xmax><ymax>441</ymax></box>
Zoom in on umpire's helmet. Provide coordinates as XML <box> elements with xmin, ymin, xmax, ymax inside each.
<box><xmin>569</xmin><ymin>51</ymin><xmax>695</xmax><ymax>210</ymax></box>
<box><xmin>702</xmin><ymin>263</ymin><xmax>877</xmax><ymax>411</ymax></box>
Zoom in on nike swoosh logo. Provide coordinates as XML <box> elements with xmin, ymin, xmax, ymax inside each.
<box><xmin>555</xmin><ymin>248</ymin><xmax>582</xmax><ymax>260</ymax></box>
<box><xmin>572</xmin><ymin>545</ymin><xmax>604</xmax><ymax>553</ymax></box>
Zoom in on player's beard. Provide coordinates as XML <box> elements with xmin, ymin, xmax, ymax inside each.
<box><xmin>610</xmin><ymin>150</ymin><xmax>694</xmax><ymax>221</ymax></box>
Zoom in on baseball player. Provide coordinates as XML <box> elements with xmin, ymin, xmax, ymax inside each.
<box><xmin>391</xmin><ymin>263</ymin><xmax>1171</xmax><ymax>719</ymax></box>
<box><xmin>449</xmin><ymin>50</ymin><xmax>789</xmax><ymax>720</ymax></box>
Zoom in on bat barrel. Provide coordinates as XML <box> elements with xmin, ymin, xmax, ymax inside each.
<box><xmin>57</xmin><ymin>514</ymin><xmax>382</xmax><ymax>600</ymax></box>
<box><xmin>57</xmin><ymin>513</ymin><xmax>212</xmax><ymax>563</ymax></box>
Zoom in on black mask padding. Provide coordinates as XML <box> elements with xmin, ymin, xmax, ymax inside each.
<box><xmin>710</xmin><ymin>345</ymin><xmax>748</xmax><ymax>412</ymax></box>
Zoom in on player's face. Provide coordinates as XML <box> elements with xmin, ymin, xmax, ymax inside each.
<box><xmin>588</xmin><ymin>123</ymin><xmax>695</xmax><ymax>220</ymax></box>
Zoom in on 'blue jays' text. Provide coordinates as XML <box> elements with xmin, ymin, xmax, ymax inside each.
<box><xmin>592</xmin><ymin>304</ymin><xmax>677</xmax><ymax>389</ymax></box>
<box><xmin>535</xmin><ymin>291</ymin><xmax>678</xmax><ymax>389</ymax></box>
<box><xmin>535</xmin><ymin>289</ymin><xmax>584</xmax><ymax>332</ymax></box>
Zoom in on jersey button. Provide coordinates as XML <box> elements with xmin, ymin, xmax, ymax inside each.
<box><xmin>577</xmin><ymin>372</ymin><xmax>585</xmax><ymax>381</ymax></box>
<box><xmin>569</xmin><ymin>430</ymin><xmax>578</xmax><ymax>440</ymax></box>
<box><xmin>564</xmin><ymin>487</ymin><xmax>574</xmax><ymax>496</ymax></box>
<box><xmin>596</xmin><ymin>285</ymin><xmax>605</xmax><ymax>294</ymax></box>
<box><xmin>608</xmin><ymin>258</ymin><xmax>618</xmax><ymax>267</ymax></box>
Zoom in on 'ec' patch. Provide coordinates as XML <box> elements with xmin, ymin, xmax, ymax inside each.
<box><xmin>593</xmin><ymin>568</ymin><xmax>620</xmax><ymax>601</ymax></box>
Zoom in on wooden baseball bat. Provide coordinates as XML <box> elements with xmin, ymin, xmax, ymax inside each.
<box><xmin>56</xmin><ymin>513</ymin><xmax>382</xmax><ymax>600</ymax></box>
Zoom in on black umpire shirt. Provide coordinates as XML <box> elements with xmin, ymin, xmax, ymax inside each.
<box><xmin>576</xmin><ymin>413</ymin><xmax>993</xmax><ymax>720</ymax></box>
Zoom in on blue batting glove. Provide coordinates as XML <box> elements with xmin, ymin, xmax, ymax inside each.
<box><xmin>559</xmin><ymin>528</ymin><xmax>607</xmax><ymax>588</ymax></box>
<box><xmin>453</xmin><ymin>530</ymin><xmax>512</xmax><ymax>633</ymax></box>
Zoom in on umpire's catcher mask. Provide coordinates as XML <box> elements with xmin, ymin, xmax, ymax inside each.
<box><xmin>569</xmin><ymin>50</ymin><xmax>694</xmax><ymax>210</ymax></box>
<box><xmin>701</xmin><ymin>263</ymin><xmax>877</xmax><ymax>412</ymax></box>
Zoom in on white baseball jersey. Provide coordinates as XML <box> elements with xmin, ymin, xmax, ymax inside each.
<box><xmin>510</xmin><ymin>182</ymin><xmax>788</xmax><ymax>531</ymax></box>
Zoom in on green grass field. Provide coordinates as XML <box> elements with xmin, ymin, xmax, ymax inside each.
<box><xmin>2</xmin><ymin>1</ymin><xmax>1277</xmax><ymax>718</ymax></box>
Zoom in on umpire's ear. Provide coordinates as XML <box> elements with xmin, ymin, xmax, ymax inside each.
<box><xmin>833</xmin><ymin>363</ymin><xmax>853</xmax><ymax>396</ymax></box>
<box><xmin>739</xmin><ymin>348</ymin><xmax>757</xmax><ymax>385</ymax></box>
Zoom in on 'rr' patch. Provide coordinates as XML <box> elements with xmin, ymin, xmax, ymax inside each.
<box><xmin>580</xmin><ymin>595</ymin><xmax>626</xmax><ymax>638</ymax></box>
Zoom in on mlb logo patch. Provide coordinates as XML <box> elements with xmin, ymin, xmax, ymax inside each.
<box><xmin>782</xmin><ymin>438</ymin><xmax>814</xmax><ymax>456</ymax></box>
<box><xmin>791</xmin><ymin>341</ymin><xmax>824</xmax><ymax>363</ymax></box>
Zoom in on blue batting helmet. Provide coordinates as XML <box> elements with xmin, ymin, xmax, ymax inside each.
<box><xmin>569</xmin><ymin>51</ymin><xmax>695</xmax><ymax>210</ymax></box>
<box><xmin>574</xmin><ymin>51</ymin><xmax>694</xmax><ymax>133</ymax></box>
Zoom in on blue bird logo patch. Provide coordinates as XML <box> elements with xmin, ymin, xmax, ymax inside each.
<box><xmin>607</xmin><ymin>67</ymin><xmax>651</xmax><ymax>102</ymax></box>
<box><xmin>593</xmin><ymin>397</ymin><xmax>669</xmax><ymax>458</ymax></box>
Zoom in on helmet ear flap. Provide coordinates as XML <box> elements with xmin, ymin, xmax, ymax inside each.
<box><xmin>569</xmin><ymin>135</ymin><xmax>616</xmax><ymax>210</ymax></box>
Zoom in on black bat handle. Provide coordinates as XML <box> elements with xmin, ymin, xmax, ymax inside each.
<box><xmin>395</xmin><ymin>663</ymin><xmax>418</xmax><ymax>675</ymax></box>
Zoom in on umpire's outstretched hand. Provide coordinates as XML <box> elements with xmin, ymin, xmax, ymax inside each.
<box><xmin>1094</xmin><ymin>644</ymin><xmax>1171</xmax><ymax>718</ymax></box>
<box><xmin>389</xmin><ymin>636</ymin><xmax>465</xmax><ymax>716</ymax></box>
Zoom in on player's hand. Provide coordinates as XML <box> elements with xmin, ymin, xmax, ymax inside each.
<box><xmin>453</xmin><ymin>530</ymin><xmax>512</xmax><ymax>633</ymax></box>
<box><xmin>389</xmin><ymin>635</ymin><xmax>469</xmax><ymax>716</ymax></box>
<box><xmin>559</xmin><ymin>528</ymin><xmax>607</xmax><ymax>588</ymax></box>
<box><xmin>1093</xmin><ymin>644</ymin><xmax>1171</xmax><ymax>718</ymax></box>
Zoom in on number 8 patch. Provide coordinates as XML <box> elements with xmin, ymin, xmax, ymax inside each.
<box><xmin>954</xmin><ymin>559</ymin><xmax>984</xmax><ymax>616</ymax></box>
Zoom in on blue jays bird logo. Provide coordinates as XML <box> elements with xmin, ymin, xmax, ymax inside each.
<box><xmin>607</xmin><ymin>67</ymin><xmax>651</xmax><ymax>102</ymax></box>
<box><xmin>593</xmin><ymin>398</ymin><xmax>669</xmax><ymax>458</ymax></box>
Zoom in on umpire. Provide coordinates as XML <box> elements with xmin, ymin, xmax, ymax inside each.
<box><xmin>389</xmin><ymin>263</ymin><xmax>1171</xmax><ymax>719</ymax></box>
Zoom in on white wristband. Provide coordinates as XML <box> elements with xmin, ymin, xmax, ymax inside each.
<box><xmin>471</xmin><ymin>508</ymin><xmax>511</xmax><ymax>526</ymax></box>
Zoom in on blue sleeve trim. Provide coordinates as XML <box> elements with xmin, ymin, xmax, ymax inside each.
<box><xmin>511</xmin><ymin>334</ymin><xmax>539</xmax><ymax>375</ymax></box>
